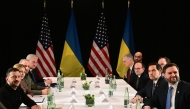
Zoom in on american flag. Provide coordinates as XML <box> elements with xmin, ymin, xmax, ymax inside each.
<box><xmin>36</xmin><ymin>13</ymin><xmax>57</xmax><ymax>78</ymax></box>
<box><xmin>88</xmin><ymin>12</ymin><xmax>112</xmax><ymax>77</ymax></box>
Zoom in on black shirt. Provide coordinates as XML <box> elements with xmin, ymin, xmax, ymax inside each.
<box><xmin>0</xmin><ymin>83</ymin><xmax>36</xmax><ymax>109</ymax></box>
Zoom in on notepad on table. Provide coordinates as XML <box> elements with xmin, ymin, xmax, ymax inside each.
<box><xmin>31</xmin><ymin>96</ymin><xmax>45</xmax><ymax>103</ymax></box>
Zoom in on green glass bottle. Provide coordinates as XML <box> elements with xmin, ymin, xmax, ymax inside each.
<box><xmin>124</xmin><ymin>87</ymin><xmax>129</xmax><ymax>108</ymax></box>
<box><xmin>105</xmin><ymin>68</ymin><xmax>109</xmax><ymax>84</ymax></box>
<box><xmin>60</xmin><ymin>73</ymin><xmax>64</xmax><ymax>88</ymax></box>
<box><xmin>136</xmin><ymin>96</ymin><xmax>141</xmax><ymax>109</ymax></box>
<box><xmin>57</xmin><ymin>70</ymin><xmax>62</xmax><ymax>92</ymax></box>
<box><xmin>108</xmin><ymin>84</ymin><xmax>113</xmax><ymax>97</ymax></box>
<box><xmin>112</xmin><ymin>75</ymin><xmax>117</xmax><ymax>90</ymax></box>
<box><xmin>57</xmin><ymin>70</ymin><xmax>61</xmax><ymax>83</ymax></box>
<box><xmin>108</xmin><ymin>77</ymin><xmax>113</xmax><ymax>97</ymax></box>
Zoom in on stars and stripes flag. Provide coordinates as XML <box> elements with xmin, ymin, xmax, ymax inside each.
<box><xmin>88</xmin><ymin>12</ymin><xmax>112</xmax><ymax>77</ymax></box>
<box><xmin>36</xmin><ymin>13</ymin><xmax>57</xmax><ymax>78</ymax></box>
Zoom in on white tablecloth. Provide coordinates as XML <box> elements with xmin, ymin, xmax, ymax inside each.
<box><xmin>20</xmin><ymin>77</ymin><xmax>143</xmax><ymax>109</ymax></box>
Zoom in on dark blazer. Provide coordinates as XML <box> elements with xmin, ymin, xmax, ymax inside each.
<box><xmin>137</xmin><ymin>76</ymin><xmax>166</xmax><ymax>103</ymax></box>
<box><xmin>29</xmin><ymin>69</ymin><xmax>46</xmax><ymax>87</ymax></box>
<box><xmin>132</xmin><ymin>72</ymin><xmax>149</xmax><ymax>91</ymax></box>
<box><xmin>124</xmin><ymin>66</ymin><xmax>137</xmax><ymax>87</ymax></box>
<box><xmin>0</xmin><ymin>102</ymin><xmax>7</xmax><ymax>109</ymax></box>
<box><xmin>143</xmin><ymin>80</ymin><xmax>190</xmax><ymax>109</ymax></box>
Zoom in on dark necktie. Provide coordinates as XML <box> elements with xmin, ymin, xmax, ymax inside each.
<box><xmin>165</xmin><ymin>86</ymin><xmax>173</xmax><ymax>109</ymax></box>
<box><xmin>152</xmin><ymin>83</ymin><xmax>156</xmax><ymax>96</ymax></box>
<box><xmin>30</xmin><ymin>70</ymin><xmax>36</xmax><ymax>83</ymax></box>
<box><xmin>127</xmin><ymin>68</ymin><xmax>131</xmax><ymax>83</ymax></box>
<box><xmin>136</xmin><ymin>77</ymin><xmax>140</xmax><ymax>89</ymax></box>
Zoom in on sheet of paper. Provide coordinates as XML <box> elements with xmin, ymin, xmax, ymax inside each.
<box><xmin>31</xmin><ymin>96</ymin><xmax>45</xmax><ymax>103</ymax></box>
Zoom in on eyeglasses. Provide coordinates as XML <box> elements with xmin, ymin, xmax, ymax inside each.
<box><xmin>134</xmin><ymin>68</ymin><xmax>142</xmax><ymax>70</ymax></box>
<box><xmin>10</xmin><ymin>75</ymin><xmax>21</xmax><ymax>79</ymax></box>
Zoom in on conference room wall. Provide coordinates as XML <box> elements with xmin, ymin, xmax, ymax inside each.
<box><xmin>0</xmin><ymin>0</ymin><xmax>190</xmax><ymax>84</ymax></box>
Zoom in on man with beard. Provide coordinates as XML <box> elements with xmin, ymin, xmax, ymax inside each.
<box><xmin>143</xmin><ymin>63</ymin><xmax>190</xmax><ymax>109</ymax></box>
<box><xmin>134</xmin><ymin>52</ymin><xmax>143</xmax><ymax>63</ymax></box>
<box><xmin>0</xmin><ymin>68</ymin><xmax>41</xmax><ymax>109</ymax></box>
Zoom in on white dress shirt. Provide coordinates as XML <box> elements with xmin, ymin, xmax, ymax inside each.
<box><xmin>169</xmin><ymin>82</ymin><xmax>178</xmax><ymax>109</ymax></box>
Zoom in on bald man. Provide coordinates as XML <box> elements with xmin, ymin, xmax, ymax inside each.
<box><xmin>134</xmin><ymin>52</ymin><xmax>143</xmax><ymax>63</ymax></box>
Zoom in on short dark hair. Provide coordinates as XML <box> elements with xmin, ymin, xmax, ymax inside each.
<box><xmin>134</xmin><ymin>62</ymin><xmax>145</xmax><ymax>68</ymax></box>
<box><xmin>6</xmin><ymin>68</ymin><xmax>19</xmax><ymax>77</ymax></box>
<box><xmin>159</xmin><ymin>57</ymin><xmax>171</xmax><ymax>63</ymax></box>
<box><xmin>148</xmin><ymin>62</ymin><xmax>162</xmax><ymax>70</ymax></box>
<box><xmin>162</xmin><ymin>63</ymin><xmax>179</xmax><ymax>74</ymax></box>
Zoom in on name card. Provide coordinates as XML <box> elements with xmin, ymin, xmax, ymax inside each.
<box><xmin>71</xmin><ymin>88</ymin><xmax>76</xmax><ymax>94</ymax></box>
<box><xmin>99</xmin><ymin>88</ymin><xmax>104</xmax><ymax>94</ymax></box>
<box><xmin>95</xmin><ymin>82</ymin><xmax>100</xmax><ymax>88</ymax></box>
<box><xmin>99</xmin><ymin>94</ymin><xmax>108</xmax><ymax>102</ymax></box>
<box><xmin>107</xmin><ymin>104</ymin><xmax>113</xmax><ymax>109</ymax></box>
<box><xmin>70</xmin><ymin>83</ymin><xmax>75</xmax><ymax>88</ymax></box>
<box><xmin>69</xmin><ymin>104</ymin><xmax>75</xmax><ymax>109</ymax></box>
<box><xmin>72</xmin><ymin>78</ymin><xmax>77</xmax><ymax>83</ymax></box>
<box><xmin>70</xmin><ymin>95</ymin><xmax>78</xmax><ymax>103</ymax></box>
<box><xmin>96</xmin><ymin>75</ymin><xmax>100</xmax><ymax>80</ymax></box>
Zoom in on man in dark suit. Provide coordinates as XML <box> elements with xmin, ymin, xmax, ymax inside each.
<box><xmin>123</xmin><ymin>54</ymin><xmax>137</xmax><ymax>87</ymax></box>
<box><xmin>19</xmin><ymin>59</ymin><xmax>48</xmax><ymax>95</ymax></box>
<box><xmin>26</xmin><ymin>54</ymin><xmax>52</xmax><ymax>87</ymax></box>
<box><xmin>131</xmin><ymin>62</ymin><xmax>166</xmax><ymax>103</ymax></box>
<box><xmin>143</xmin><ymin>63</ymin><xmax>190</xmax><ymax>109</ymax></box>
<box><xmin>132</xmin><ymin>62</ymin><xmax>149</xmax><ymax>91</ymax></box>
<box><xmin>134</xmin><ymin>52</ymin><xmax>143</xmax><ymax>63</ymax></box>
<box><xmin>157</xmin><ymin>57</ymin><xmax>171</xmax><ymax>69</ymax></box>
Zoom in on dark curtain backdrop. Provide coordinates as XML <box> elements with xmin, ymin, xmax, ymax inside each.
<box><xmin>1</xmin><ymin>0</ymin><xmax>190</xmax><ymax>85</ymax></box>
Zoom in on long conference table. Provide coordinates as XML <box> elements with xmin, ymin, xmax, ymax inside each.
<box><xmin>20</xmin><ymin>77</ymin><xmax>143</xmax><ymax>109</ymax></box>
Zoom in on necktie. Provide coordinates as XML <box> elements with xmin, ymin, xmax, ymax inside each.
<box><xmin>165</xmin><ymin>86</ymin><xmax>173</xmax><ymax>109</ymax></box>
<box><xmin>127</xmin><ymin>69</ymin><xmax>131</xmax><ymax>83</ymax></box>
<box><xmin>136</xmin><ymin>77</ymin><xmax>140</xmax><ymax>89</ymax></box>
<box><xmin>30</xmin><ymin>70</ymin><xmax>36</xmax><ymax>83</ymax></box>
<box><xmin>152</xmin><ymin>83</ymin><xmax>156</xmax><ymax>96</ymax></box>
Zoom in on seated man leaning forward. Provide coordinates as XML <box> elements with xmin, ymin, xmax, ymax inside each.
<box><xmin>0</xmin><ymin>68</ymin><xmax>41</xmax><ymax>109</ymax></box>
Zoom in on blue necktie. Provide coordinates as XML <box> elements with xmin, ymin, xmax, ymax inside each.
<box><xmin>166</xmin><ymin>86</ymin><xmax>173</xmax><ymax>109</ymax></box>
<box><xmin>152</xmin><ymin>83</ymin><xmax>156</xmax><ymax>96</ymax></box>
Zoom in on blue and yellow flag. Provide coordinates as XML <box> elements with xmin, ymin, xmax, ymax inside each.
<box><xmin>60</xmin><ymin>9</ymin><xmax>85</xmax><ymax>77</ymax></box>
<box><xmin>116</xmin><ymin>8</ymin><xmax>135</xmax><ymax>78</ymax></box>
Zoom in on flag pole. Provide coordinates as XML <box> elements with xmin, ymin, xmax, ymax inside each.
<box><xmin>102</xmin><ymin>0</ymin><xmax>104</xmax><ymax>9</ymax></box>
<box><xmin>44</xmin><ymin>0</ymin><xmax>46</xmax><ymax>9</ymax></box>
<box><xmin>128</xmin><ymin>0</ymin><xmax>130</xmax><ymax>8</ymax></box>
<box><xmin>71</xmin><ymin>0</ymin><xmax>73</xmax><ymax>8</ymax></box>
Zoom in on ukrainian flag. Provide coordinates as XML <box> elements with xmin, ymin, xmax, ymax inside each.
<box><xmin>116</xmin><ymin>8</ymin><xmax>135</xmax><ymax>78</ymax></box>
<box><xmin>60</xmin><ymin>9</ymin><xmax>85</xmax><ymax>77</ymax></box>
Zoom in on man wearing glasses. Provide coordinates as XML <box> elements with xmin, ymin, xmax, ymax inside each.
<box><xmin>132</xmin><ymin>62</ymin><xmax>149</xmax><ymax>91</ymax></box>
<box><xmin>0</xmin><ymin>68</ymin><xmax>41</xmax><ymax>109</ymax></box>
